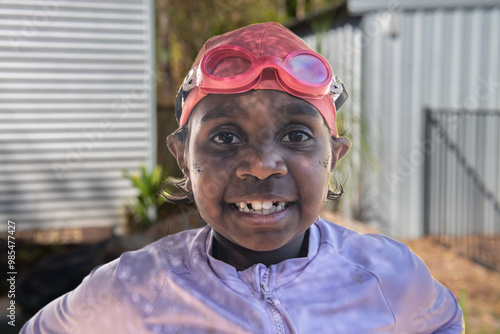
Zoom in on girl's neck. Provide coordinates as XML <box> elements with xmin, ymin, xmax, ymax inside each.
<box><xmin>211</xmin><ymin>229</ymin><xmax>309</xmax><ymax>271</ymax></box>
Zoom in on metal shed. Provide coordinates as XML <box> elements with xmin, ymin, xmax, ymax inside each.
<box><xmin>293</xmin><ymin>0</ymin><xmax>500</xmax><ymax>238</ymax></box>
<box><xmin>0</xmin><ymin>0</ymin><xmax>156</xmax><ymax>233</ymax></box>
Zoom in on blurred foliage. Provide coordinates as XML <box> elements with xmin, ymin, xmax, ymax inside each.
<box><xmin>156</xmin><ymin>0</ymin><xmax>281</xmax><ymax>106</ymax></box>
<box><xmin>122</xmin><ymin>165</ymin><xmax>168</xmax><ymax>232</ymax></box>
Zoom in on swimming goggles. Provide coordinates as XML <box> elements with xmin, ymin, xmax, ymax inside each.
<box><xmin>178</xmin><ymin>45</ymin><xmax>348</xmax><ymax>127</ymax></box>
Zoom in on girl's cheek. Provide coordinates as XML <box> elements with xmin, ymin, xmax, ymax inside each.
<box><xmin>191</xmin><ymin>161</ymin><xmax>202</xmax><ymax>174</ymax></box>
<box><xmin>318</xmin><ymin>157</ymin><xmax>330</xmax><ymax>169</ymax></box>
<box><xmin>192</xmin><ymin>173</ymin><xmax>226</xmax><ymax>201</ymax></box>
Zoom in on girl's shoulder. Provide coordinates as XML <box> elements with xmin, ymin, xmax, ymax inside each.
<box><xmin>19</xmin><ymin>226</ymin><xmax>213</xmax><ymax>333</ymax></box>
<box><xmin>74</xmin><ymin>225</ymin><xmax>212</xmax><ymax>296</ymax></box>
<box><xmin>316</xmin><ymin>218</ymin><xmax>410</xmax><ymax>253</ymax></box>
<box><xmin>115</xmin><ymin>225</ymin><xmax>211</xmax><ymax>276</ymax></box>
<box><xmin>315</xmin><ymin>218</ymin><xmax>426</xmax><ymax>283</ymax></box>
<box><xmin>314</xmin><ymin>219</ymin><xmax>463</xmax><ymax>332</ymax></box>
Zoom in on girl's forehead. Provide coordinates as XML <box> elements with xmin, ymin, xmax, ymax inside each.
<box><xmin>191</xmin><ymin>90</ymin><xmax>324</xmax><ymax>125</ymax></box>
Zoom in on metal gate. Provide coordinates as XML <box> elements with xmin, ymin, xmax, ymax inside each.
<box><xmin>424</xmin><ymin>108</ymin><xmax>500</xmax><ymax>271</ymax></box>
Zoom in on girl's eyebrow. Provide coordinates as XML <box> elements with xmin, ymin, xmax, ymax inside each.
<box><xmin>200</xmin><ymin>106</ymin><xmax>248</xmax><ymax>123</ymax></box>
<box><xmin>278</xmin><ymin>102</ymin><xmax>322</xmax><ymax>119</ymax></box>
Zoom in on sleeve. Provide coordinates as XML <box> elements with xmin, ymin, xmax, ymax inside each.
<box><xmin>368</xmin><ymin>235</ymin><xmax>464</xmax><ymax>333</ymax></box>
<box><xmin>20</xmin><ymin>248</ymin><xmax>162</xmax><ymax>334</ymax></box>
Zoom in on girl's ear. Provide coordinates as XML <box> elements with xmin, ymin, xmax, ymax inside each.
<box><xmin>330</xmin><ymin>137</ymin><xmax>350</xmax><ymax>171</ymax></box>
<box><xmin>167</xmin><ymin>133</ymin><xmax>189</xmax><ymax>177</ymax></box>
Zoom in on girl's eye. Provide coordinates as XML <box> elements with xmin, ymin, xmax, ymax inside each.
<box><xmin>282</xmin><ymin>130</ymin><xmax>311</xmax><ymax>143</ymax></box>
<box><xmin>212</xmin><ymin>132</ymin><xmax>240</xmax><ymax>145</ymax></box>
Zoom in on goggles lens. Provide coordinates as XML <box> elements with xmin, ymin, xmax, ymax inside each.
<box><xmin>205</xmin><ymin>53</ymin><xmax>252</xmax><ymax>77</ymax></box>
<box><xmin>288</xmin><ymin>54</ymin><xmax>329</xmax><ymax>83</ymax></box>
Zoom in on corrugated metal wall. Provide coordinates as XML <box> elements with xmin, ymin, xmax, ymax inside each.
<box><xmin>300</xmin><ymin>0</ymin><xmax>500</xmax><ymax>238</ymax></box>
<box><xmin>0</xmin><ymin>0</ymin><xmax>155</xmax><ymax>231</ymax></box>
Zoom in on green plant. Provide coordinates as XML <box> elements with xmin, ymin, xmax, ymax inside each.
<box><xmin>458</xmin><ymin>289</ymin><xmax>468</xmax><ymax>333</ymax></box>
<box><xmin>122</xmin><ymin>165</ymin><xmax>166</xmax><ymax>231</ymax></box>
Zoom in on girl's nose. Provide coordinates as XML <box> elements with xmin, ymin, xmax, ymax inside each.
<box><xmin>235</xmin><ymin>145</ymin><xmax>287</xmax><ymax>180</ymax></box>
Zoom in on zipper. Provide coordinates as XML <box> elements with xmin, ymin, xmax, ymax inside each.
<box><xmin>261</xmin><ymin>269</ymin><xmax>286</xmax><ymax>334</ymax></box>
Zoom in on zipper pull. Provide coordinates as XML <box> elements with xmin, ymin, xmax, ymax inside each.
<box><xmin>260</xmin><ymin>269</ymin><xmax>274</xmax><ymax>299</ymax></box>
<box><xmin>260</xmin><ymin>282</ymin><xmax>272</xmax><ymax>298</ymax></box>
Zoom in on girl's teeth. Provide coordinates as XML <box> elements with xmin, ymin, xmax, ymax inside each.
<box><xmin>252</xmin><ymin>201</ymin><xmax>262</xmax><ymax>210</ymax></box>
<box><xmin>235</xmin><ymin>201</ymin><xmax>287</xmax><ymax>215</ymax></box>
<box><xmin>262</xmin><ymin>201</ymin><xmax>273</xmax><ymax>209</ymax></box>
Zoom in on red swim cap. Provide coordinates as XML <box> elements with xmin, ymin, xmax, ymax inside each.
<box><xmin>175</xmin><ymin>22</ymin><xmax>347</xmax><ymax>137</ymax></box>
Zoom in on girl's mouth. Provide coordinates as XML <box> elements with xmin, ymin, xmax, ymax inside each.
<box><xmin>232</xmin><ymin>201</ymin><xmax>289</xmax><ymax>215</ymax></box>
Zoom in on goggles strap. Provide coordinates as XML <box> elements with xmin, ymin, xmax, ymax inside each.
<box><xmin>329</xmin><ymin>75</ymin><xmax>349</xmax><ymax>110</ymax></box>
<box><xmin>182</xmin><ymin>66</ymin><xmax>198</xmax><ymax>92</ymax></box>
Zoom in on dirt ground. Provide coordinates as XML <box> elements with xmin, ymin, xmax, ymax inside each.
<box><xmin>404</xmin><ymin>238</ymin><xmax>500</xmax><ymax>333</ymax></box>
<box><xmin>322</xmin><ymin>212</ymin><xmax>500</xmax><ymax>334</ymax></box>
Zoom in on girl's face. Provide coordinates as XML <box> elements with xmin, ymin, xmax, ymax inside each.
<box><xmin>168</xmin><ymin>90</ymin><xmax>349</xmax><ymax>251</ymax></box>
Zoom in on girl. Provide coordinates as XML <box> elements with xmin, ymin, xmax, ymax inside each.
<box><xmin>21</xmin><ymin>22</ymin><xmax>463</xmax><ymax>333</ymax></box>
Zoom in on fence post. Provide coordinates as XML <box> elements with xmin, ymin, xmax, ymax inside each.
<box><xmin>423</xmin><ymin>108</ymin><xmax>433</xmax><ymax>236</ymax></box>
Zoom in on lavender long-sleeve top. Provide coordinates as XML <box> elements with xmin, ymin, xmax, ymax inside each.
<box><xmin>21</xmin><ymin>219</ymin><xmax>464</xmax><ymax>333</ymax></box>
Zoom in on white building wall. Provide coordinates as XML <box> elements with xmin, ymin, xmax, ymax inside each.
<box><xmin>0</xmin><ymin>0</ymin><xmax>156</xmax><ymax>231</ymax></box>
